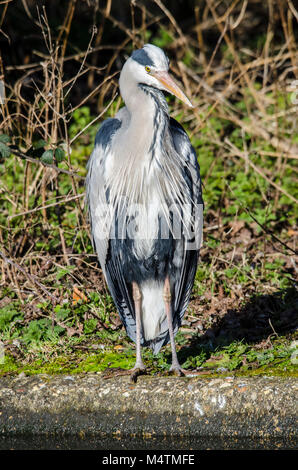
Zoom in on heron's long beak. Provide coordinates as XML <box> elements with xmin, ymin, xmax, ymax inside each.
<box><xmin>153</xmin><ymin>71</ymin><xmax>193</xmax><ymax>108</ymax></box>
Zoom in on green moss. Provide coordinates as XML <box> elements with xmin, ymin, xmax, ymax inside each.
<box><xmin>1</xmin><ymin>333</ymin><xmax>297</xmax><ymax>379</ymax></box>
<box><xmin>1</xmin><ymin>353</ymin><xmax>296</xmax><ymax>379</ymax></box>
<box><xmin>0</xmin><ymin>350</ymin><xmax>136</xmax><ymax>377</ymax></box>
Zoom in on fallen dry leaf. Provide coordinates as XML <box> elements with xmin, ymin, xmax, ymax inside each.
<box><xmin>72</xmin><ymin>286</ymin><xmax>88</xmax><ymax>305</ymax></box>
<box><xmin>287</xmin><ymin>229</ymin><xmax>298</xmax><ymax>237</ymax></box>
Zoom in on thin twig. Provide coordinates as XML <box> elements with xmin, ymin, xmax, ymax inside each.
<box><xmin>8</xmin><ymin>193</ymin><xmax>84</xmax><ymax>220</ymax></box>
<box><xmin>224</xmin><ymin>138</ymin><xmax>298</xmax><ymax>205</ymax></box>
<box><xmin>9</xmin><ymin>146</ymin><xmax>83</xmax><ymax>178</ymax></box>
<box><xmin>70</xmin><ymin>92</ymin><xmax>118</xmax><ymax>144</ymax></box>
<box><xmin>0</xmin><ymin>250</ymin><xmax>59</xmax><ymax>302</ymax></box>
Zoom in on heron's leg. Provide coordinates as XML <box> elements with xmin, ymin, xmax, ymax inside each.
<box><xmin>130</xmin><ymin>282</ymin><xmax>146</xmax><ymax>382</ymax></box>
<box><xmin>163</xmin><ymin>277</ymin><xmax>184</xmax><ymax>376</ymax></box>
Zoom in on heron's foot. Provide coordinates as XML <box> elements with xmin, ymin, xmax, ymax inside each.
<box><xmin>130</xmin><ymin>363</ymin><xmax>147</xmax><ymax>383</ymax></box>
<box><xmin>168</xmin><ymin>364</ymin><xmax>185</xmax><ymax>377</ymax></box>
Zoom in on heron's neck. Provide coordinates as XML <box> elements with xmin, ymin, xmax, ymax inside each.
<box><xmin>110</xmin><ymin>82</ymin><xmax>184</xmax><ymax>209</ymax></box>
<box><xmin>122</xmin><ymin>84</ymin><xmax>169</xmax><ymax>158</ymax></box>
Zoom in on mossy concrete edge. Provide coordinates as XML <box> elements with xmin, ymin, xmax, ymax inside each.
<box><xmin>0</xmin><ymin>374</ymin><xmax>297</xmax><ymax>449</ymax></box>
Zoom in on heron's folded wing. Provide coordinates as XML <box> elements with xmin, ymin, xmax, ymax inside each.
<box><xmin>86</xmin><ymin>118</ymin><xmax>122</xmax><ymax>275</ymax></box>
<box><xmin>169</xmin><ymin>118</ymin><xmax>204</xmax><ymax>326</ymax></box>
<box><xmin>86</xmin><ymin>117</ymin><xmax>137</xmax><ymax>342</ymax></box>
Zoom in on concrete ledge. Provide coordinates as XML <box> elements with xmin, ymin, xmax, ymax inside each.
<box><xmin>0</xmin><ymin>374</ymin><xmax>297</xmax><ymax>449</ymax></box>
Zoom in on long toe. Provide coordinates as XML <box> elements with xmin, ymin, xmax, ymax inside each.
<box><xmin>130</xmin><ymin>366</ymin><xmax>147</xmax><ymax>383</ymax></box>
<box><xmin>169</xmin><ymin>365</ymin><xmax>185</xmax><ymax>377</ymax></box>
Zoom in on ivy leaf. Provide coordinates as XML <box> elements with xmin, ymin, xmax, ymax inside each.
<box><xmin>55</xmin><ymin>265</ymin><xmax>76</xmax><ymax>280</ymax></box>
<box><xmin>0</xmin><ymin>142</ymin><xmax>11</xmax><ymax>158</ymax></box>
<box><xmin>34</xmin><ymin>139</ymin><xmax>47</xmax><ymax>149</ymax></box>
<box><xmin>41</xmin><ymin>149</ymin><xmax>54</xmax><ymax>164</ymax></box>
<box><xmin>55</xmin><ymin>147</ymin><xmax>65</xmax><ymax>163</ymax></box>
<box><xmin>27</xmin><ymin>141</ymin><xmax>46</xmax><ymax>159</ymax></box>
<box><xmin>0</xmin><ymin>134</ymin><xmax>10</xmax><ymax>144</ymax></box>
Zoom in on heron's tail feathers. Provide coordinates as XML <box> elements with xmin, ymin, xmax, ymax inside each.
<box><xmin>140</xmin><ymin>280</ymin><xmax>180</xmax><ymax>355</ymax></box>
<box><xmin>140</xmin><ymin>280</ymin><xmax>166</xmax><ymax>342</ymax></box>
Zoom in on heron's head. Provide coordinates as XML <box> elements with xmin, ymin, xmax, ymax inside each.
<box><xmin>119</xmin><ymin>44</ymin><xmax>193</xmax><ymax>108</ymax></box>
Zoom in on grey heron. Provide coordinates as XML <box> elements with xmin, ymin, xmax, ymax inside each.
<box><xmin>86</xmin><ymin>44</ymin><xmax>203</xmax><ymax>380</ymax></box>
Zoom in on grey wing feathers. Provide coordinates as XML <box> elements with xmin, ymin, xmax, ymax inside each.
<box><xmin>86</xmin><ymin>117</ymin><xmax>121</xmax><ymax>273</ymax></box>
<box><xmin>169</xmin><ymin>117</ymin><xmax>203</xmax><ymax>330</ymax></box>
<box><xmin>104</xmin><ymin>249</ymin><xmax>137</xmax><ymax>343</ymax></box>
<box><xmin>150</xmin><ymin>120</ymin><xmax>203</xmax><ymax>354</ymax></box>
<box><xmin>86</xmin><ymin>117</ymin><xmax>137</xmax><ymax>343</ymax></box>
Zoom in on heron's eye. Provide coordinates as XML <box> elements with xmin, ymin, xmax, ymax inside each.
<box><xmin>145</xmin><ymin>66</ymin><xmax>151</xmax><ymax>73</ymax></box>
